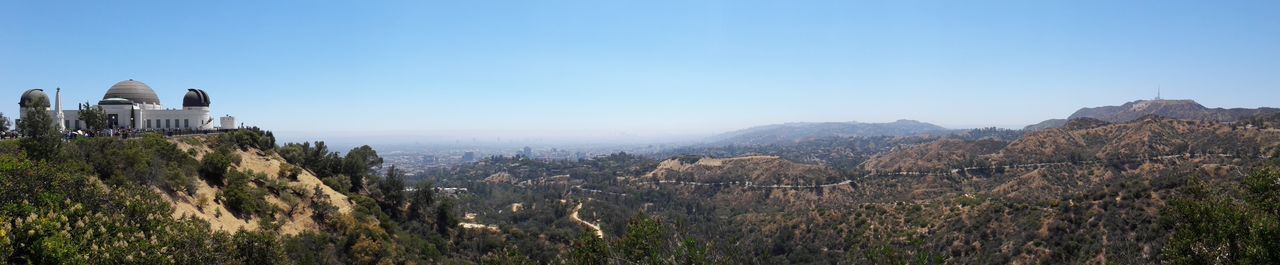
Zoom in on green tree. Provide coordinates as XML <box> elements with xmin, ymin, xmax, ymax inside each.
<box><xmin>343</xmin><ymin>145</ymin><xmax>382</xmax><ymax>193</ymax></box>
<box><xmin>435</xmin><ymin>199</ymin><xmax>458</xmax><ymax>236</ymax></box>
<box><xmin>77</xmin><ymin>102</ymin><xmax>107</xmax><ymax>132</ymax></box>
<box><xmin>232</xmin><ymin>230</ymin><xmax>288</xmax><ymax>264</ymax></box>
<box><xmin>378</xmin><ymin>165</ymin><xmax>407</xmax><ymax>220</ymax></box>
<box><xmin>679</xmin><ymin>238</ymin><xmax>712</xmax><ymax>265</ymax></box>
<box><xmin>0</xmin><ymin>112</ymin><xmax>10</xmax><ymax>132</ymax></box>
<box><xmin>200</xmin><ymin>148</ymin><xmax>234</xmax><ymax>186</ymax></box>
<box><xmin>223</xmin><ymin>170</ymin><xmax>270</xmax><ymax>217</ymax></box>
<box><xmin>407</xmin><ymin>182</ymin><xmax>436</xmax><ymax>222</ymax></box>
<box><xmin>567</xmin><ymin>231</ymin><xmax>611</xmax><ymax>265</ymax></box>
<box><xmin>1162</xmin><ymin>169</ymin><xmax>1280</xmax><ymax>264</ymax></box>
<box><xmin>480</xmin><ymin>248</ymin><xmax>537</xmax><ymax>265</ymax></box>
<box><xmin>17</xmin><ymin>100</ymin><xmax>60</xmax><ymax>161</ymax></box>
<box><xmin>616</xmin><ymin>214</ymin><xmax>668</xmax><ymax>264</ymax></box>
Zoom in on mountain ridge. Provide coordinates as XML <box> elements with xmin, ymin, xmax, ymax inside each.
<box><xmin>1027</xmin><ymin>99</ymin><xmax>1280</xmax><ymax>130</ymax></box>
<box><xmin>708</xmin><ymin>119</ymin><xmax>949</xmax><ymax>146</ymax></box>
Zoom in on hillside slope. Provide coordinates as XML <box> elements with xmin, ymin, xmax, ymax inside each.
<box><xmin>167</xmin><ymin>136</ymin><xmax>353</xmax><ymax>235</ymax></box>
<box><xmin>1029</xmin><ymin>99</ymin><xmax>1280</xmax><ymax>130</ymax></box>
<box><xmin>640</xmin><ymin>155</ymin><xmax>844</xmax><ymax>185</ymax></box>
<box><xmin>867</xmin><ymin>117</ymin><xmax>1280</xmax><ymax>172</ymax></box>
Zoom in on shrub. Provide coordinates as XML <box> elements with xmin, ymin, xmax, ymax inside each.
<box><xmin>278</xmin><ymin>164</ymin><xmax>301</xmax><ymax>181</ymax></box>
<box><xmin>222</xmin><ymin>170</ymin><xmax>272</xmax><ymax>218</ymax></box>
<box><xmin>232</xmin><ymin>230</ymin><xmax>287</xmax><ymax>264</ymax></box>
<box><xmin>200</xmin><ymin>149</ymin><xmax>234</xmax><ymax>186</ymax></box>
<box><xmin>216</xmin><ymin>127</ymin><xmax>277</xmax><ymax>153</ymax></box>
<box><xmin>63</xmin><ymin>134</ymin><xmax>199</xmax><ymax>194</ymax></box>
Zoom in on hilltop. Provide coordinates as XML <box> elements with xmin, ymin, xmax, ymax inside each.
<box><xmin>1027</xmin><ymin>99</ymin><xmax>1280</xmax><ymax>130</ymax></box>
<box><xmin>640</xmin><ymin>155</ymin><xmax>843</xmax><ymax>186</ymax></box>
<box><xmin>867</xmin><ymin>116</ymin><xmax>1280</xmax><ymax>173</ymax></box>
<box><xmin>708</xmin><ymin>119</ymin><xmax>948</xmax><ymax>146</ymax></box>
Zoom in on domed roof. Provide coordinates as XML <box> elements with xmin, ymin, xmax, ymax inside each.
<box><xmin>19</xmin><ymin>89</ymin><xmax>50</xmax><ymax>108</ymax></box>
<box><xmin>103</xmin><ymin>79</ymin><xmax>160</xmax><ymax>105</ymax></box>
<box><xmin>183</xmin><ymin>89</ymin><xmax>210</xmax><ymax>107</ymax></box>
<box><xmin>98</xmin><ymin>98</ymin><xmax>135</xmax><ymax>105</ymax></box>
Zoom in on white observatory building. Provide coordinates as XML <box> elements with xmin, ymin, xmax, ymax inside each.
<box><xmin>18</xmin><ymin>79</ymin><xmax>231</xmax><ymax>131</ymax></box>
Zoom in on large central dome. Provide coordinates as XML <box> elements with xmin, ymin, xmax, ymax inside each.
<box><xmin>103</xmin><ymin>79</ymin><xmax>161</xmax><ymax>105</ymax></box>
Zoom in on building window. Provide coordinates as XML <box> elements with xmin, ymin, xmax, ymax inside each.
<box><xmin>165</xmin><ymin>119</ymin><xmax>171</xmax><ymax>129</ymax></box>
<box><xmin>185</xmin><ymin>119</ymin><xmax>190</xmax><ymax>128</ymax></box>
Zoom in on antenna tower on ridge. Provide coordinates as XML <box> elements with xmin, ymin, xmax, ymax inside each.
<box><xmin>1156</xmin><ymin>84</ymin><xmax>1162</xmax><ymax>100</ymax></box>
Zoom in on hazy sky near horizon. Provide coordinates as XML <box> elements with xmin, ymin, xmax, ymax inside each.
<box><xmin>3</xmin><ymin>1</ymin><xmax>1279</xmax><ymax>143</ymax></box>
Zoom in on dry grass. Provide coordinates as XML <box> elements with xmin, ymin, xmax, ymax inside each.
<box><xmin>160</xmin><ymin>136</ymin><xmax>354</xmax><ymax>235</ymax></box>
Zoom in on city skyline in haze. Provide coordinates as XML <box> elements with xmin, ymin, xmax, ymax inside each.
<box><xmin>3</xmin><ymin>1</ymin><xmax>1279</xmax><ymax>144</ymax></box>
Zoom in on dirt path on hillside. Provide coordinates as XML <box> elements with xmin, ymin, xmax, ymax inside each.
<box><xmin>571</xmin><ymin>202</ymin><xmax>604</xmax><ymax>239</ymax></box>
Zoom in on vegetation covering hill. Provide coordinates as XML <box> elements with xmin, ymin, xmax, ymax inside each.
<box><xmin>641</xmin><ymin>156</ymin><xmax>843</xmax><ymax>186</ymax></box>
<box><xmin>164</xmin><ymin>135</ymin><xmax>354</xmax><ymax>235</ymax></box>
<box><xmin>1</xmin><ymin>107</ymin><xmax>711</xmax><ymax>264</ymax></box>
<box><xmin>998</xmin><ymin>117</ymin><xmax>1279</xmax><ymax>166</ymax></box>
<box><xmin>862</xmin><ymin>138</ymin><xmax>1006</xmax><ymax>174</ymax></box>
<box><xmin>870</xmin><ymin>117</ymin><xmax>1280</xmax><ymax>173</ymax></box>
<box><xmin>1028</xmin><ymin>99</ymin><xmax>1280</xmax><ymax>130</ymax></box>
<box><xmin>708</xmin><ymin>119</ymin><xmax>948</xmax><ymax>146</ymax></box>
<box><xmin>0</xmin><ymin>105</ymin><xmax>546</xmax><ymax>264</ymax></box>
<box><xmin>7</xmin><ymin>103</ymin><xmax>1280</xmax><ymax>264</ymax></box>
<box><xmin>415</xmin><ymin>111</ymin><xmax>1280</xmax><ymax>264</ymax></box>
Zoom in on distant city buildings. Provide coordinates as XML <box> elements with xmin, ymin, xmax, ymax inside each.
<box><xmin>379</xmin><ymin>145</ymin><xmax>637</xmax><ymax>183</ymax></box>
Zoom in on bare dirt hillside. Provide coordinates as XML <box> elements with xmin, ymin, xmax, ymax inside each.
<box><xmin>166</xmin><ymin>136</ymin><xmax>354</xmax><ymax>235</ymax></box>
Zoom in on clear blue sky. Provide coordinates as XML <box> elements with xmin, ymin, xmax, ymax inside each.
<box><xmin>3</xmin><ymin>1</ymin><xmax>1279</xmax><ymax>143</ymax></box>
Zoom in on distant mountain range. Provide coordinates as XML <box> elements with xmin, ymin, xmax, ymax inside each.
<box><xmin>708</xmin><ymin>119</ymin><xmax>948</xmax><ymax>145</ymax></box>
<box><xmin>1026</xmin><ymin>99</ymin><xmax>1280</xmax><ymax>130</ymax></box>
<box><xmin>708</xmin><ymin>99</ymin><xmax>1279</xmax><ymax>146</ymax></box>
<box><xmin>866</xmin><ymin>115</ymin><xmax>1280</xmax><ymax>173</ymax></box>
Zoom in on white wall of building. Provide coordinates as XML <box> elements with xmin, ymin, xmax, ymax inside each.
<box><xmin>219</xmin><ymin>115</ymin><xmax>236</xmax><ymax>129</ymax></box>
<box><xmin>21</xmin><ymin>83</ymin><xmax>226</xmax><ymax>132</ymax></box>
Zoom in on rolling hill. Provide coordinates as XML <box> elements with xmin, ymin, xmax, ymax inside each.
<box><xmin>1027</xmin><ymin>99</ymin><xmax>1280</xmax><ymax>130</ymax></box>
<box><xmin>708</xmin><ymin>119</ymin><xmax>949</xmax><ymax>146</ymax></box>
